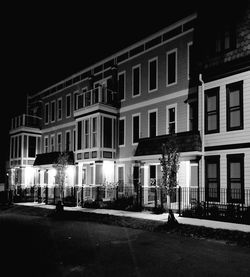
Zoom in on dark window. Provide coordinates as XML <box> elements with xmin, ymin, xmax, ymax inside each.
<box><xmin>104</xmin><ymin>117</ymin><xmax>112</xmax><ymax>148</ymax></box>
<box><xmin>149</xmin><ymin>112</ymin><xmax>156</xmax><ymax>137</ymax></box>
<box><xmin>133</xmin><ymin>115</ymin><xmax>140</xmax><ymax>143</ymax></box>
<box><xmin>15</xmin><ymin>136</ymin><xmax>18</xmax><ymax>158</ymax></box>
<box><xmin>57</xmin><ymin>133</ymin><xmax>62</xmax><ymax>152</ymax></box>
<box><xmin>149</xmin><ymin>59</ymin><xmax>157</xmax><ymax>91</ymax></box>
<box><xmin>45</xmin><ymin>104</ymin><xmax>49</xmax><ymax>124</ymax></box>
<box><xmin>205</xmin><ymin>156</ymin><xmax>220</xmax><ymax>202</ymax></box>
<box><xmin>66</xmin><ymin>95</ymin><xmax>71</xmax><ymax>117</ymax></box>
<box><xmin>150</xmin><ymin>165</ymin><xmax>156</xmax><ymax>186</ymax></box>
<box><xmin>168</xmin><ymin>107</ymin><xmax>176</xmax><ymax>134</ymax></box>
<box><xmin>119</xmin><ymin>119</ymin><xmax>125</xmax><ymax>146</ymax></box>
<box><xmin>57</xmin><ymin>99</ymin><xmax>62</xmax><ymax>120</ymax></box>
<box><xmin>205</xmin><ymin>87</ymin><xmax>220</xmax><ymax>134</ymax></box>
<box><xmin>226</xmin><ymin>81</ymin><xmax>243</xmax><ymax>131</ymax></box>
<box><xmin>133</xmin><ymin>166</ymin><xmax>139</xmax><ymax>187</ymax></box>
<box><xmin>189</xmin><ymin>102</ymin><xmax>198</xmax><ymax>131</ymax></box>
<box><xmin>84</xmin><ymin>120</ymin><xmax>89</xmax><ymax>149</ymax></box>
<box><xmin>28</xmin><ymin>136</ymin><xmax>36</xmax><ymax>158</ymax></box>
<box><xmin>118</xmin><ymin>72</ymin><xmax>125</xmax><ymax>100</ymax></box>
<box><xmin>23</xmin><ymin>135</ymin><xmax>27</xmax><ymax>157</ymax></box>
<box><xmin>167</xmin><ymin>51</ymin><xmax>177</xmax><ymax>85</ymax></box>
<box><xmin>66</xmin><ymin>132</ymin><xmax>70</xmax><ymax>151</ymax></box>
<box><xmin>215</xmin><ymin>26</ymin><xmax>236</xmax><ymax>54</ymax></box>
<box><xmin>227</xmin><ymin>154</ymin><xmax>244</xmax><ymax>203</ymax></box>
<box><xmin>92</xmin><ymin>117</ymin><xmax>97</xmax><ymax>148</ymax></box>
<box><xmin>133</xmin><ymin>66</ymin><xmax>140</xmax><ymax>96</ymax></box>
<box><xmin>11</xmin><ymin>137</ymin><xmax>14</xmax><ymax>158</ymax></box>
<box><xmin>51</xmin><ymin>101</ymin><xmax>55</xmax><ymax>122</ymax></box>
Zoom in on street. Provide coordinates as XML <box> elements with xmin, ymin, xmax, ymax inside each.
<box><xmin>0</xmin><ymin>210</ymin><xmax>250</xmax><ymax>277</ymax></box>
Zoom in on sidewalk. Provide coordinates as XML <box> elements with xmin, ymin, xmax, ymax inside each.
<box><xmin>16</xmin><ymin>202</ymin><xmax>250</xmax><ymax>233</ymax></box>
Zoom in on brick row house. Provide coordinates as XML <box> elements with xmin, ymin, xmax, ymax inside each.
<box><xmin>8</xmin><ymin>4</ymin><xmax>250</xmax><ymax>208</ymax></box>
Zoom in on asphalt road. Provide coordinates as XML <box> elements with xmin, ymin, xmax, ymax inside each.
<box><xmin>0</xmin><ymin>210</ymin><xmax>250</xmax><ymax>277</ymax></box>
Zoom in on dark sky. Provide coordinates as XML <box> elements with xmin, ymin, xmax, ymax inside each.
<box><xmin>1</xmin><ymin>1</ymin><xmax>200</xmax><ymax>181</ymax></box>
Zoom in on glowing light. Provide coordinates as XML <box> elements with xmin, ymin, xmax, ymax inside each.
<box><xmin>66</xmin><ymin>166</ymin><xmax>74</xmax><ymax>178</ymax></box>
<box><xmin>103</xmin><ymin>161</ymin><xmax>114</xmax><ymax>182</ymax></box>
<box><xmin>25</xmin><ymin>167</ymin><xmax>35</xmax><ymax>178</ymax></box>
<box><xmin>49</xmin><ymin>168</ymin><xmax>57</xmax><ymax>177</ymax></box>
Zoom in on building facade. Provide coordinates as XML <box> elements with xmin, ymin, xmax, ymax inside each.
<box><xmin>8</xmin><ymin>5</ymin><xmax>250</xmax><ymax>207</ymax></box>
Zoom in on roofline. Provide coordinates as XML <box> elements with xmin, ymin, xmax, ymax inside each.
<box><xmin>30</xmin><ymin>13</ymin><xmax>197</xmax><ymax>99</ymax></box>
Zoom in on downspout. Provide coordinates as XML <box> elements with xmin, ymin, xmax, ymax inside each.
<box><xmin>199</xmin><ymin>73</ymin><xmax>205</xmax><ymax>199</ymax></box>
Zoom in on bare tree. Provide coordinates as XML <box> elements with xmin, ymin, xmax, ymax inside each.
<box><xmin>159</xmin><ymin>137</ymin><xmax>180</xmax><ymax>211</ymax></box>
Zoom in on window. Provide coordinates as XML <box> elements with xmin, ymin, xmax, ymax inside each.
<box><xmin>57</xmin><ymin>133</ymin><xmax>62</xmax><ymax>152</ymax></box>
<box><xmin>90</xmin><ymin>165</ymin><xmax>94</xmax><ymax>184</ymax></box>
<box><xmin>10</xmin><ymin>137</ymin><xmax>14</xmax><ymax>158</ymax></box>
<box><xmin>189</xmin><ymin>102</ymin><xmax>198</xmax><ymax>131</ymax></box>
<box><xmin>215</xmin><ymin>26</ymin><xmax>236</xmax><ymax>54</ymax></box>
<box><xmin>77</xmin><ymin>121</ymin><xmax>82</xmax><ymax>150</ymax></box>
<box><xmin>167</xmin><ymin>49</ymin><xmax>177</xmax><ymax>85</ymax></box>
<box><xmin>150</xmin><ymin>165</ymin><xmax>156</xmax><ymax>186</ymax></box>
<box><xmin>118</xmin><ymin>72</ymin><xmax>126</xmax><ymax>101</ymax></box>
<box><xmin>187</xmin><ymin>42</ymin><xmax>193</xmax><ymax>79</ymax></box>
<box><xmin>57</xmin><ymin>98</ymin><xmax>62</xmax><ymax>120</ymax></box>
<box><xmin>226</xmin><ymin>81</ymin><xmax>243</xmax><ymax>131</ymax></box>
<box><xmin>28</xmin><ymin>136</ymin><xmax>36</xmax><ymax>157</ymax></box>
<box><xmin>73</xmin><ymin>130</ymin><xmax>76</xmax><ymax>151</ymax></box>
<box><xmin>133</xmin><ymin>165</ymin><xmax>140</xmax><ymax>187</ymax></box>
<box><xmin>45</xmin><ymin>103</ymin><xmax>49</xmax><ymax>124</ymax></box>
<box><xmin>18</xmin><ymin>136</ymin><xmax>22</xmax><ymax>158</ymax></box>
<box><xmin>50</xmin><ymin>135</ymin><xmax>55</xmax><ymax>152</ymax></box>
<box><xmin>132</xmin><ymin>114</ymin><xmax>140</xmax><ymax>144</ymax></box>
<box><xmin>132</xmin><ymin>65</ymin><xmax>141</xmax><ymax>96</ymax></box>
<box><xmin>167</xmin><ymin>105</ymin><xmax>177</xmax><ymax>134</ymax></box>
<box><xmin>205</xmin><ymin>156</ymin><xmax>220</xmax><ymax>202</ymax></box>
<box><xmin>227</xmin><ymin>154</ymin><xmax>244</xmax><ymax>203</ymax></box>
<box><xmin>66</xmin><ymin>94</ymin><xmax>71</xmax><ymax>118</ymax></box>
<box><xmin>119</xmin><ymin>118</ymin><xmax>125</xmax><ymax>146</ymax></box>
<box><xmin>51</xmin><ymin>101</ymin><xmax>55</xmax><ymax>122</ymax></box>
<box><xmin>84</xmin><ymin>119</ymin><xmax>89</xmax><ymax>149</ymax></box>
<box><xmin>148</xmin><ymin>57</ymin><xmax>158</xmax><ymax>92</ymax></box>
<box><xmin>92</xmin><ymin>117</ymin><xmax>97</xmax><ymax>147</ymax></box>
<box><xmin>44</xmin><ymin>137</ymin><xmax>49</xmax><ymax>153</ymax></box>
<box><xmin>205</xmin><ymin>87</ymin><xmax>220</xmax><ymax>134</ymax></box>
<box><xmin>104</xmin><ymin>117</ymin><xmax>112</xmax><ymax>148</ymax></box>
<box><xmin>65</xmin><ymin>131</ymin><xmax>71</xmax><ymax>151</ymax></box>
<box><xmin>118</xmin><ymin>166</ymin><xmax>124</xmax><ymax>190</ymax></box>
<box><xmin>149</xmin><ymin>110</ymin><xmax>157</xmax><ymax>137</ymax></box>
<box><xmin>82</xmin><ymin>167</ymin><xmax>87</xmax><ymax>185</ymax></box>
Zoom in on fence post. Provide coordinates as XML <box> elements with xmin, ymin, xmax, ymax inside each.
<box><xmin>178</xmin><ymin>186</ymin><xmax>182</xmax><ymax>216</ymax></box>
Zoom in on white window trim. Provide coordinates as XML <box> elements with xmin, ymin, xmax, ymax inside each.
<box><xmin>132</xmin><ymin>113</ymin><xmax>141</xmax><ymax>145</ymax></box>
<box><xmin>187</xmin><ymin>41</ymin><xmax>193</xmax><ymax>80</ymax></box>
<box><xmin>90</xmin><ymin>164</ymin><xmax>95</xmax><ymax>185</ymax></box>
<box><xmin>45</xmin><ymin>103</ymin><xmax>49</xmax><ymax>125</ymax></box>
<box><xmin>148</xmin><ymin>108</ymin><xmax>158</xmax><ymax>137</ymax></box>
<box><xmin>73</xmin><ymin>90</ymin><xmax>78</xmax><ymax>111</ymax></box>
<box><xmin>57</xmin><ymin>132</ymin><xmax>62</xmax><ymax>152</ymax></box>
<box><xmin>119</xmin><ymin>116</ymin><xmax>126</xmax><ymax>147</ymax></box>
<box><xmin>50</xmin><ymin>134</ymin><xmax>55</xmax><ymax>152</ymax></box>
<box><xmin>57</xmin><ymin>97</ymin><xmax>62</xmax><ymax>121</ymax></box>
<box><xmin>166</xmin><ymin>103</ymin><xmax>177</xmax><ymax>134</ymax></box>
<box><xmin>118</xmin><ymin>71</ymin><xmax>126</xmax><ymax>101</ymax></box>
<box><xmin>66</xmin><ymin>94</ymin><xmax>71</xmax><ymax>118</ymax></box>
<box><xmin>44</xmin><ymin>136</ymin><xmax>49</xmax><ymax>153</ymax></box>
<box><xmin>51</xmin><ymin>100</ymin><xmax>56</xmax><ymax>123</ymax></box>
<box><xmin>148</xmin><ymin>57</ymin><xmax>158</xmax><ymax>93</ymax></box>
<box><xmin>132</xmin><ymin>64</ymin><xmax>141</xmax><ymax>98</ymax></box>
<box><xmin>166</xmin><ymin>48</ymin><xmax>178</xmax><ymax>87</ymax></box>
<box><xmin>82</xmin><ymin>165</ymin><xmax>87</xmax><ymax>186</ymax></box>
<box><xmin>65</xmin><ymin>130</ymin><xmax>71</xmax><ymax>151</ymax></box>
<box><xmin>91</xmin><ymin>117</ymin><xmax>98</xmax><ymax>148</ymax></box>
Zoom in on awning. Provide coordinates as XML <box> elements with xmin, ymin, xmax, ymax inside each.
<box><xmin>33</xmin><ymin>151</ymin><xmax>74</xmax><ymax>166</ymax></box>
<box><xmin>134</xmin><ymin>131</ymin><xmax>201</xmax><ymax>156</ymax></box>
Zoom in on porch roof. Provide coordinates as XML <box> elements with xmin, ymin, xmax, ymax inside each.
<box><xmin>134</xmin><ymin>131</ymin><xmax>201</xmax><ymax>156</ymax></box>
<box><xmin>33</xmin><ymin>151</ymin><xmax>74</xmax><ymax>166</ymax></box>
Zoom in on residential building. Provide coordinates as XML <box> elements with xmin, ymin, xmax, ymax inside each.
<box><xmin>8</xmin><ymin>4</ymin><xmax>250</xmax><ymax>208</ymax></box>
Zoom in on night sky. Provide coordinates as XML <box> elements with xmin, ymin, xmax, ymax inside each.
<box><xmin>1</xmin><ymin>1</ymin><xmax>201</xmax><ymax>182</ymax></box>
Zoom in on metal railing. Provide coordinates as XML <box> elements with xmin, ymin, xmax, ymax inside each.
<box><xmin>11</xmin><ymin>114</ymin><xmax>41</xmax><ymax>130</ymax></box>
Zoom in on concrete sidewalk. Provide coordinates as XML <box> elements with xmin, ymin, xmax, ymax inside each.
<box><xmin>16</xmin><ymin>202</ymin><xmax>250</xmax><ymax>233</ymax></box>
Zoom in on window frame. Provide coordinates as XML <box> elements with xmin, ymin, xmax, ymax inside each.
<box><xmin>166</xmin><ymin>49</ymin><xmax>178</xmax><ymax>86</ymax></box>
<box><xmin>148</xmin><ymin>109</ymin><xmax>158</xmax><ymax>138</ymax></box>
<box><xmin>118</xmin><ymin>71</ymin><xmax>126</xmax><ymax>101</ymax></box>
<box><xmin>51</xmin><ymin>100</ymin><xmax>56</xmax><ymax>123</ymax></box>
<box><xmin>205</xmin><ymin>87</ymin><xmax>220</xmax><ymax>134</ymax></box>
<box><xmin>119</xmin><ymin>117</ymin><xmax>126</xmax><ymax>147</ymax></box>
<box><xmin>45</xmin><ymin>103</ymin><xmax>49</xmax><ymax>125</ymax></box>
<box><xmin>226</xmin><ymin>81</ymin><xmax>243</xmax><ymax>132</ymax></box>
<box><xmin>227</xmin><ymin>154</ymin><xmax>245</xmax><ymax>204</ymax></box>
<box><xmin>205</xmin><ymin>155</ymin><xmax>220</xmax><ymax>202</ymax></box>
<box><xmin>57</xmin><ymin>98</ymin><xmax>62</xmax><ymax>121</ymax></box>
<box><xmin>57</xmin><ymin>132</ymin><xmax>62</xmax><ymax>152</ymax></box>
<box><xmin>66</xmin><ymin>94</ymin><xmax>71</xmax><ymax>118</ymax></box>
<box><xmin>166</xmin><ymin>104</ymin><xmax>177</xmax><ymax>134</ymax></box>
<box><xmin>132</xmin><ymin>113</ymin><xmax>141</xmax><ymax>145</ymax></box>
<box><xmin>148</xmin><ymin>57</ymin><xmax>158</xmax><ymax>92</ymax></box>
<box><xmin>132</xmin><ymin>64</ymin><xmax>141</xmax><ymax>97</ymax></box>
